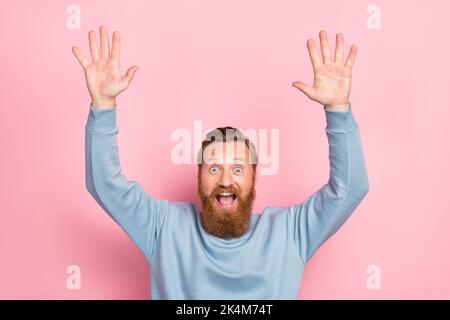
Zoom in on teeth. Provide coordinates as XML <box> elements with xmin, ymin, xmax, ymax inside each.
<box><xmin>218</xmin><ymin>192</ymin><xmax>234</xmax><ymax>196</ymax></box>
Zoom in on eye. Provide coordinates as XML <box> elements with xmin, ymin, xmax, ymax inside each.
<box><xmin>209</xmin><ymin>165</ymin><xmax>220</xmax><ymax>174</ymax></box>
<box><xmin>233</xmin><ymin>167</ymin><xmax>243</xmax><ymax>174</ymax></box>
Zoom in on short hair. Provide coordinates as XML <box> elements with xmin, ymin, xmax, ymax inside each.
<box><xmin>197</xmin><ymin>126</ymin><xmax>258</xmax><ymax>169</ymax></box>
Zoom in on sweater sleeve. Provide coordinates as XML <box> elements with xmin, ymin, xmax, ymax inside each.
<box><xmin>85</xmin><ymin>104</ymin><xmax>169</xmax><ymax>258</ymax></box>
<box><xmin>287</xmin><ymin>102</ymin><xmax>370</xmax><ymax>264</ymax></box>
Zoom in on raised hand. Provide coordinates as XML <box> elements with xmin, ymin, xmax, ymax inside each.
<box><xmin>72</xmin><ymin>25</ymin><xmax>139</xmax><ymax>109</ymax></box>
<box><xmin>292</xmin><ymin>30</ymin><xmax>357</xmax><ymax>111</ymax></box>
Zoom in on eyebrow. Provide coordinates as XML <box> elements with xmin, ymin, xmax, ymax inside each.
<box><xmin>206</xmin><ymin>157</ymin><xmax>246</xmax><ymax>163</ymax></box>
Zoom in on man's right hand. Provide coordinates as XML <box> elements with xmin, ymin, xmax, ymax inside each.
<box><xmin>72</xmin><ymin>25</ymin><xmax>139</xmax><ymax>110</ymax></box>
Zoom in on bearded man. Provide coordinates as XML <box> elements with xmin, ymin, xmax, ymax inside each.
<box><xmin>74</xmin><ymin>26</ymin><xmax>369</xmax><ymax>299</ymax></box>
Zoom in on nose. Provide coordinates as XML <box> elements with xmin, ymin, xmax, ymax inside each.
<box><xmin>218</xmin><ymin>168</ymin><xmax>233</xmax><ymax>188</ymax></box>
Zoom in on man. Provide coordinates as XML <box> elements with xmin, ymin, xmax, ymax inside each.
<box><xmin>72</xmin><ymin>26</ymin><xmax>369</xmax><ymax>299</ymax></box>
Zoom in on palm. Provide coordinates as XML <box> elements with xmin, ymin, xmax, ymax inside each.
<box><xmin>293</xmin><ymin>30</ymin><xmax>357</xmax><ymax>108</ymax></box>
<box><xmin>85</xmin><ymin>58</ymin><xmax>124</xmax><ymax>99</ymax></box>
<box><xmin>72</xmin><ymin>25</ymin><xmax>138</xmax><ymax>109</ymax></box>
<box><xmin>311</xmin><ymin>63</ymin><xmax>352</xmax><ymax>106</ymax></box>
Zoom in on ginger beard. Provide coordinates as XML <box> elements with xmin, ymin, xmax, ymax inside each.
<box><xmin>197</xmin><ymin>172</ymin><xmax>256</xmax><ymax>239</ymax></box>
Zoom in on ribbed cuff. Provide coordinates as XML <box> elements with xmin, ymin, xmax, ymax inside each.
<box><xmin>324</xmin><ymin>102</ymin><xmax>358</xmax><ymax>133</ymax></box>
<box><xmin>85</xmin><ymin>104</ymin><xmax>118</xmax><ymax>133</ymax></box>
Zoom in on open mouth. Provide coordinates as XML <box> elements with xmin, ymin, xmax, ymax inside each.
<box><xmin>215</xmin><ymin>192</ymin><xmax>237</xmax><ymax>209</ymax></box>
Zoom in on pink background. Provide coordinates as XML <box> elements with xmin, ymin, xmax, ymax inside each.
<box><xmin>1</xmin><ymin>0</ymin><xmax>449</xmax><ymax>299</ymax></box>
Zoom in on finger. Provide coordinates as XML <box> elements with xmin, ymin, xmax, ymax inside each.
<box><xmin>99</xmin><ymin>25</ymin><xmax>110</xmax><ymax>59</ymax></box>
<box><xmin>344</xmin><ymin>44</ymin><xmax>358</xmax><ymax>69</ymax></box>
<box><xmin>72</xmin><ymin>46</ymin><xmax>88</xmax><ymax>69</ymax></box>
<box><xmin>334</xmin><ymin>33</ymin><xmax>344</xmax><ymax>64</ymax></box>
<box><xmin>120</xmin><ymin>65</ymin><xmax>139</xmax><ymax>88</ymax></box>
<box><xmin>319</xmin><ymin>30</ymin><xmax>332</xmax><ymax>64</ymax></box>
<box><xmin>88</xmin><ymin>31</ymin><xmax>100</xmax><ymax>62</ymax></box>
<box><xmin>111</xmin><ymin>31</ymin><xmax>120</xmax><ymax>60</ymax></box>
<box><xmin>306</xmin><ymin>39</ymin><xmax>322</xmax><ymax>70</ymax></box>
<box><xmin>292</xmin><ymin>81</ymin><xmax>315</xmax><ymax>99</ymax></box>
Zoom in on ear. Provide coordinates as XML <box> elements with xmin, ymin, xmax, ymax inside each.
<box><xmin>197</xmin><ymin>166</ymin><xmax>202</xmax><ymax>180</ymax></box>
<box><xmin>252</xmin><ymin>166</ymin><xmax>258</xmax><ymax>184</ymax></box>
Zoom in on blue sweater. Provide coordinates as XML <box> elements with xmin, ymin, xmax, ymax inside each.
<box><xmin>85</xmin><ymin>103</ymin><xmax>369</xmax><ymax>299</ymax></box>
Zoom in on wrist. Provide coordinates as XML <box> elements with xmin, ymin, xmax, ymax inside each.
<box><xmin>324</xmin><ymin>102</ymin><xmax>350</xmax><ymax>112</ymax></box>
<box><xmin>91</xmin><ymin>97</ymin><xmax>117</xmax><ymax>110</ymax></box>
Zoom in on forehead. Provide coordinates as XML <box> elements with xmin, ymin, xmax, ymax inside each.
<box><xmin>203</xmin><ymin>141</ymin><xmax>250</xmax><ymax>164</ymax></box>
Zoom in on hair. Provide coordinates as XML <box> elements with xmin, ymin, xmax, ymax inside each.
<box><xmin>196</xmin><ymin>126</ymin><xmax>258</xmax><ymax>170</ymax></box>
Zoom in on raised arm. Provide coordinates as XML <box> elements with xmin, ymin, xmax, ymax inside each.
<box><xmin>289</xmin><ymin>31</ymin><xmax>369</xmax><ymax>264</ymax></box>
<box><xmin>73</xmin><ymin>26</ymin><xmax>169</xmax><ymax>258</ymax></box>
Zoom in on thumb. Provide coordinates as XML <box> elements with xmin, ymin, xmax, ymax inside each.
<box><xmin>292</xmin><ymin>81</ymin><xmax>314</xmax><ymax>99</ymax></box>
<box><xmin>120</xmin><ymin>65</ymin><xmax>139</xmax><ymax>89</ymax></box>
